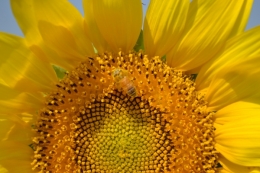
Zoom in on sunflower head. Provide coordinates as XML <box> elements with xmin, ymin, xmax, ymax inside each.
<box><xmin>1</xmin><ymin>0</ymin><xmax>260</xmax><ymax>173</ymax></box>
<box><xmin>30</xmin><ymin>51</ymin><xmax>218</xmax><ymax>173</ymax></box>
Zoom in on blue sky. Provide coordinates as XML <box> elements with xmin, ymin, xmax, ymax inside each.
<box><xmin>0</xmin><ymin>0</ymin><xmax>260</xmax><ymax>36</ymax></box>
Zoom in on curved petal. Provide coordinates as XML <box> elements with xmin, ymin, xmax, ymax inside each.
<box><xmin>219</xmin><ymin>168</ymin><xmax>260</xmax><ymax>173</ymax></box>
<box><xmin>228</xmin><ymin>0</ymin><xmax>253</xmax><ymax>37</ymax></box>
<box><xmin>0</xmin><ymin>32</ymin><xmax>58</xmax><ymax>92</ymax></box>
<box><xmin>32</xmin><ymin>0</ymin><xmax>94</xmax><ymax>55</ymax></box>
<box><xmin>167</xmin><ymin>0</ymin><xmax>253</xmax><ymax>70</ymax></box>
<box><xmin>29</xmin><ymin>44</ymin><xmax>76</xmax><ymax>71</ymax></box>
<box><xmin>38</xmin><ymin>21</ymin><xmax>85</xmax><ymax>60</ymax></box>
<box><xmin>215</xmin><ymin>115</ymin><xmax>260</xmax><ymax>167</ymax></box>
<box><xmin>206</xmin><ymin>55</ymin><xmax>260</xmax><ymax>111</ymax></box>
<box><xmin>192</xmin><ymin>0</ymin><xmax>252</xmax><ymax>38</ymax></box>
<box><xmin>11</xmin><ymin>0</ymin><xmax>89</xmax><ymax>70</ymax></box>
<box><xmin>218</xmin><ymin>169</ymin><xmax>231</xmax><ymax>173</ymax></box>
<box><xmin>184</xmin><ymin>0</ymin><xmax>215</xmax><ymax>29</ymax></box>
<box><xmin>143</xmin><ymin>0</ymin><xmax>189</xmax><ymax>57</ymax></box>
<box><xmin>0</xmin><ymin>116</ymin><xmax>33</xmax><ymax>173</ymax></box>
<box><xmin>219</xmin><ymin>155</ymin><xmax>260</xmax><ymax>173</ymax></box>
<box><xmin>10</xmin><ymin>0</ymin><xmax>41</xmax><ymax>44</ymax></box>
<box><xmin>0</xmin><ymin>84</ymin><xmax>43</xmax><ymax>114</ymax></box>
<box><xmin>92</xmin><ymin>0</ymin><xmax>142</xmax><ymax>53</ymax></box>
<box><xmin>83</xmin><ymin>0</ymin><xmax>111</xmax><ymax>54</ymax></box>
<box><xmin>196</xmin><ymin>26</ymin><xmax>260</xmax><ymax>91</ymax></box>
<box><xmin>0</xmin><ymin>166</ymin><xmax>7</xmax><ymax>173</ymax></box>
<box><xmin>214</xmin><ymin>101</ymin><xmax>260</xmax><ymax>125</ymax></box>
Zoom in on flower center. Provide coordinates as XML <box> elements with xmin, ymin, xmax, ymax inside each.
<box><xmin>74</xmin><ymin>91</ymin><xmax>172</xmax><ymax>172</ymax></box>
<box><xmin>32</xmin><ymin>51</ymin><xmax>219</xmax><ymax>173</ymax></box>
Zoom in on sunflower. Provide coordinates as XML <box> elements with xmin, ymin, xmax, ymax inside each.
<box><xmin>1</xmin><ymin>0</ymin><xmax>260</xmax><ymax>173</ymax></box>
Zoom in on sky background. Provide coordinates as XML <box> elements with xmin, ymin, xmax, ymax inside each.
<box><xmin>0</xmin><ymin>0</ymin><xmax>260</xmax><ymax>36</ymax></box>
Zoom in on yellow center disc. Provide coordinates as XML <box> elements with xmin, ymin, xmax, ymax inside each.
<box><xmin>32</xmin><ymin>51</ymin><xmax>218</xmax><ymax>173</ymax></box>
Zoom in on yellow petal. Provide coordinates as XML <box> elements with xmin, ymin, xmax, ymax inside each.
<box><xmin>215</xmin><ymin>115</ymin><xmax>260</xmax><ymax>166</ymax></box>
<box><xmin>218</xmin><ymin>169</ymin><xmax>231</xmax><ymax>173</ymax></box>
<box><xmin>172</xmin><ymin>0</ymin><xmax>217</xmax><ymax>71</ymax></box>
<box><xmin>0</xmin><ymin>166</ymin><xmax>7</xmax><ymax>173</ymax></box>
<box><xmin>10</xmin><ymin>0</ymin><xmax>41</xmax><ymax>44</ymax></box>
<box><xmin>0</xmin><ymin>32</ymin><xmax>58</xmax><ymax>92</ymax></box>
<box><xmin>167</xmin><ymin>0</ymin><xmax>253</xmax><ymax>70</ymax></box>
<box><xmin>206</xmin><ymin>55</ymin><xmax>260</xmax><ymax>111</ymax></box>
<box><xmin>0</xmin><ymin>117</ymin><xmax>33</xmax><ymax>173</ymax></box>
<box><xmin>11</xmin><ymin>0</ymin><xmax>88</xmax><ymax>70</ymax></box>
<box><xmin>252</xmin><ymin>170</ymin><xmax>260</xmax><ymax>173</ymax></box>
<box><xmin>33</xmin><ymin>0</ymin><xmax>94</xmax><ymax>55</ymax></box>
<box><xmin>0</xmin><ymin>84</ymin><xmax>43</xmax><ymax>114</ymax></box>
<box><xmin>184</xmin><ymin>0</ymin><xmax>215</xmax><ymax>29</ymax></box>
<box><xmin>0</xmin><ymin>159</ymin><xmax>33</xmax><ymax>173</ymax></box>
<box><xmin>228</xmin><ymin>0</ymin><xmax>253</xmax><ymax>37</ymax></box>
<box><xmin>83</xmin><ymin>0</ymin><xmax>111</xmax><ymax>54</ymax></box>
<box><xmin>187</xmin><ymin>0</ymin><xmax>252</xmax><ymax>37</ymax></box>
<box><xmin>92</xmin><ymin>0</ymin><xmax>142</xmax><ymax>53</ymax></box>
<box><xmin>29</xmin><ymin>44</ymin><xmax>76</xmax><ymax>71</ymax></box>
<box><xmin>0</xmin><ymin>117</ymin><xmax>14</xmax><ymax>141</ymax></box>
<box><xmin>143</xmin><ymin>0</ymin><xmax>189</xmax><ymax>57</ymax></box>
<box><xmin>219</xmin><ymin>155</ymin><xmax>260</xmax><ymax>173</ymax></box>
<box><xmin>214</xmin><ymin>101</ymin><xmax>260</xmax><ymax>125</ymax></box>
<box><xmin>0</xmin><ymin>114</ymin><xmax>30</xmax><ymax>141</ymax></box>
<box><xmin>38</xmin><ymin>21</ymin><xmax>85</xmax><ymax>60</ymax></box>
<box><xmin>218</xmin><ymin>169</ymin><xmax>260</xmax><ymax>173</ymax></box>
<box><xmin>196</xmin><ymin>26</ymin><xmax>260</xmax><ymax>91</ymax></box>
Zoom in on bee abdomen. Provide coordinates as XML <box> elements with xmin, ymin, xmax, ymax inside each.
<box><xmin>127</xmin><ymin>86</ymin><xmax>136</xmax><ymax>97</ymax></box>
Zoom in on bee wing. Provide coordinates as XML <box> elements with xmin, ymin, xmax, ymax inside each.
<box><xmin>114</xmin><ymin>81</ymin><xmax>121</xmax><ymax>88</ymax></box>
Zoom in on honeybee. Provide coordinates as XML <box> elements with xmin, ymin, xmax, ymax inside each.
<box><xmin>112</xmin><ymin>68</ymin><xmax>137</xmax><ymax>97</ymax></box>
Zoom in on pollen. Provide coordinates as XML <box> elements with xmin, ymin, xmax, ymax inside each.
<box><xmin>32</xmin><ymin>51</ymin><xmax>218</xmax><ymax>173</ymax></box>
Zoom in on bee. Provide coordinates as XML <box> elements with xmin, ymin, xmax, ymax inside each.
<box><xmin>112</xmin><ymin>68</ymin><xmax>137</xmax><ymax>97</ymax></box>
